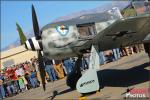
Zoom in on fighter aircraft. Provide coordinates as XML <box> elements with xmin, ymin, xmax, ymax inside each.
<box><xmin>17</xmin><ymin>2</ymin><xmax>150</xmax><ymax>94</ymax></box>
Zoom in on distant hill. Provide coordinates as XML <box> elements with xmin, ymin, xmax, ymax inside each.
<box><xmin>1</xmin><ymin>32</ymin><xmax>34</xmax><ymax>51</ymax></box>
<box><xmin>53</xmin><ymin>1</ymin><xmax>131</xmax><ymax>23</ymax></box>
<box><xmin>1</xmin><ymin>1</ymin><xmax>131</xmax><ymax>51</ymax></box>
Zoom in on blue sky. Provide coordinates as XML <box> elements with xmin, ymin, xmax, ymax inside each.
<box><xmin>1</xmin><ymin>1</ymin><xmax>109</xmax><ymax>49</ymax></box>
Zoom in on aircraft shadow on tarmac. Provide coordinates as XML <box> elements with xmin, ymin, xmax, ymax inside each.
<box><xmin>49</xmin><ymin>62</ymin><xmax>149</xmax><ymax>99</ymax></box>
<box><xmin>97</xmin><ymin>62</ymin><xmax>150</xmax><ymax>88</ymax></box>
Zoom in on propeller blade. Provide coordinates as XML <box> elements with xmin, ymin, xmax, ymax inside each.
<box><xmin>32</xmin><ymin>5</ymin><xmax>41</xmax><ymax>39</ymax></box>
<box><xmin>16</xmin><ymin>22</ymin><xmax>27</xmax><ymax>45</ymax></box>
<box><xmin>32</xmin><ymin>5</ymin><xmax>45</xmax><ymax>91</ymax></box>
<box><xmin>38</xmin><ymin>51</ymin><xmax>46</xmax><ymax>91</ymax></box>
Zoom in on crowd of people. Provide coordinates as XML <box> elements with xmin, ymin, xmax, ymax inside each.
<box><xmin>0</xmin><ymin>44</ymin><xmax>145</xmax><ymax>99</ymax></box>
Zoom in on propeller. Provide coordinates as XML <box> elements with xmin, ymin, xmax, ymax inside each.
<box><xmin>31</xmin><ymin>5</ymin><xmax>46</xmax><ymax>91</ymax></box>
<box><xmin>16</xmin><ymin>5</ymin><xmax>46</xmax><ymax>91</ymax></box>
<box><xmin>32</xmin><ymin>5</ymin><xmax>41</xmax><ymax>39</ymax></box>
<box><xmin>32</xmin><ymin>5</ymin><xmax>59</xmax><ymax>95</ymax></box>
<box><xmin>16</xmin><ymin>20</ymin><xmax>46</xmax><ymax>91</ymax></box>
<box><xmin>16</xmin><ymin>23</ymin><xmax>27</xmax><ymax>45</ymax></box>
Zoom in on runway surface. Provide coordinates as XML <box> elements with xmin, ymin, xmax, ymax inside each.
<box><xmin>6</xmin><ymin>52</ymin><xmax>150</xmax><ymax>100</ymax></box>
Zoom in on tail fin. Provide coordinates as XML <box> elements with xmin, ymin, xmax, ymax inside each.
<box><xmin>16</xmin><ymin>22</ymin><xmax>27</xmax><ymax>45</ymax></box>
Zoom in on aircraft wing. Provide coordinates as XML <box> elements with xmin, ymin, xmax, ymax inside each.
<box><xmin>89</xmin><ymin>14</ymin><xmax>150</xmax><ymax>51</ymax></box>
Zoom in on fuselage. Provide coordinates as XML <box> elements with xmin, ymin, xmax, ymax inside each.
<box><xmin>41</xmin><ymin>8</ymin><xmax>121</xmax><ymax>60</ymax></box>
<box><xmin>24</xmin><ymin>7</ymin><xmax>150</xmax><ymax>60</ymax></box>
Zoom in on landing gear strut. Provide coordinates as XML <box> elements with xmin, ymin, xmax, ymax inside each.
<box><xmin>66</xmin><ymin>56</ymin><xmax>82</xmax><ymax>89</ymax></box>
<box><xmin>67</xmin><ymin>45</ymin><xmax>100</xmax><ymax>93</ymax></box>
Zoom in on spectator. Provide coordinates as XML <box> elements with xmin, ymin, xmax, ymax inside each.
<box><xmin>15</xmin><ymin>65</ymin><xmax>24</xmax><ymax>77</ymax></box>
<box><xmin>33</xmin><ymin>60</ymin><xmax>42</xmax><ymax>86</ymax></box>
<box><xmin>128</xmin><ymin>46</ymin><xmax>135</xmax><ymax>55</ymax></box>
<box><xmin>112</xmin><ymin>48</ymin><xmax>121</xmax><ymax>60</ymax></box>
<box><xmin>53</xmin><ymin>60</ymin><xmax>65</xmax><ymax>79</ymax></box>
<box><xmin>63</xmin><ymin>58</ymin><xmax>74</xmax><ymax>74</ymax></box>
<box><xmin>24</xmin><ymin>73</ymin><xmax>32</xmax><ymax>90</ymax></box>
<box><xmin>124</xmin><ymin>46</ymin><xmax>134</xmax><ymax>56</ymax></box>
<box><xmin>120</xmin><ymin>47</ymin><xmax>128</xmax><ymax>56</ymax></box>
<box><xmin>17</xmin><ymin>76</ymin><xmax>25</xmax><ymax>92</ymax></box>
<box><xmin>44</xmin><ymin>58</ymin><xmax>57</xmax><ymax>81</ymax></box>
<box><xmin>23</xmin><ymin>63</ymin><xmax>31</xmax><ymax>74</ymax></box>
<box><xmin>99</xmin><ymin>51</ymin><xmax>106</xmax><ymax>65</ymax></box>
<box><xmin>138</xmin><ymin>44</ymin><xmax>144</xmax><ymax>51</ymax></box>
<box><xmin>29</xmin><ymin>70</ymin><xmax>38</xmax><ymax>88</ymax></box>
<box><xmin>5</xmin><ymin>77</ymin><xmax>14</xmax><ymax>96</ymax></box>
<box><xmin>15</xmin><ymin>65</ymin><xmax>26</xmax><ymax>92</ymax></box>
<box><xmin>0</xmin><ymin>73</ymin><xmax>5</xmax><ymax>99</ymax></box>
<box><xmin>81</xmin><ymin>58</ymin><xmax>89</xmax><ymax>70</ymax></box>
<box><xmin>83</xmin><ymin>52</ymin><xmax>90</xmax><ymax>68</ymax></box>
<box><xmin>104</xmin><ymin>50</ymin><xmax>114</xmax><ymax>63</ymax></box>
<box><xmin>9</xmin><ymin>67</ymin><xmax>19</xmax><ymax>94</ymax></box>
<box><xmin>28</xmin><ymin>60</ymin><xmax>35</xmax><ymax>72</ymax></box>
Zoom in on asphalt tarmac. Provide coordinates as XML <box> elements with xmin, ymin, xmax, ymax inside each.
<box><xmin>6</xmin><ymin>51</ymin><xmax>150</xmax><ymax>100</ymax></box>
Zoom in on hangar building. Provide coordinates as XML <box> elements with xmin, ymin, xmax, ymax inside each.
<box><xmin>0</xmin><ymin>45</ymin><xmax>37</xmax><ymax>70</ymax></box>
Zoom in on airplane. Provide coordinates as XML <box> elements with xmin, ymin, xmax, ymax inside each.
<box><xmin>16</xmin><ymin>2</ymin><xmax>150</xmax><ymax>94</ymax></box>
